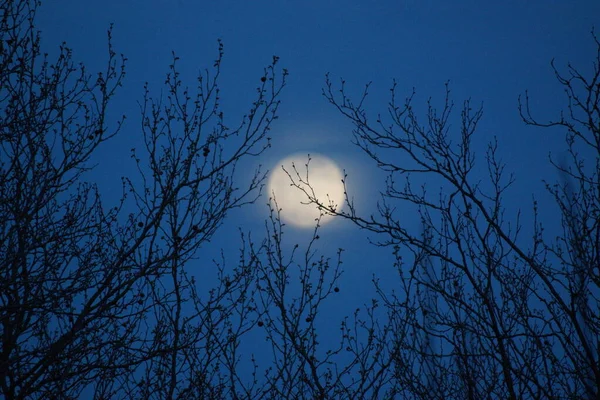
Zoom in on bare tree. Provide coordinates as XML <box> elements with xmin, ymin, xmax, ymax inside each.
<box><xmin>286</xmin><ymin>32</ymin><xmax>600</xmax><ymax>399</ymax></box>
<box><xmin>0</xmin><ymin>1</ymin><xmax>286</xmax><ymax>398</ymax></box>
<box><xmin>222</xmin><ymin>197</ymin><xmax>395</xmax><ymax>400</ymax></box>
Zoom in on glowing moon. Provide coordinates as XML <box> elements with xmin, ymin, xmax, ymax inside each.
<box><xmin>268</xmin><ymin>153</ymin><xmax>345</xmax><ymax>228</ymax></box>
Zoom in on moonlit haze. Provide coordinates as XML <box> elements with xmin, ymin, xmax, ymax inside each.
<box><xmin>268</xmin><ymin>153</ymin><xmax>345</xmax><ymax>228</ymax></box>
<box><xmin>7</xmin><ymin>1</ymin><xmax>598</xmax><ymax>397</ymax></box>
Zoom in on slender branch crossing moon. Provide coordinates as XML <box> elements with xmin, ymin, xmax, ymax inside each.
<box><xmin>268</xmin><ymin>153</ymin><xmax>345</xmax><ymax>228</ymax></box>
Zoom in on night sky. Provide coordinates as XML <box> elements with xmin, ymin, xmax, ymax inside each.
<box><xmin>35</xmin><ymin>0</ymin><xmax>599</xmax><ymax>382</ymax></box>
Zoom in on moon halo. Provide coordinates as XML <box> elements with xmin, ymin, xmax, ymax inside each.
<box><xmin>267</xmin><ymin>153</ymin><xmax>345</xmax><ymax>228</ymax></box>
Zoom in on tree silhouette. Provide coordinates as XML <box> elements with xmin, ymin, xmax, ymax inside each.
<box><xmin>0</xmin><ymin>1</ymin><xmax>286</xmax><ymax>398</ymax></box>
<box><xmin>288</xmin><ymin>33</ymin><xmax>600</xmax><ymax>400</ymax></box>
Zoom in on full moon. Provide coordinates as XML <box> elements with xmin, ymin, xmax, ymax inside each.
<box><xmin>268</xmin><ymin>153</ymin><xmax>345</xmax><ymax>228</ymax></box>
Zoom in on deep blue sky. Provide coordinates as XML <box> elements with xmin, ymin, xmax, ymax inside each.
<box><xmin>36</xmin><ymin>0</ymin><xmax>599</xmax><ymax>368</ymax></box>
